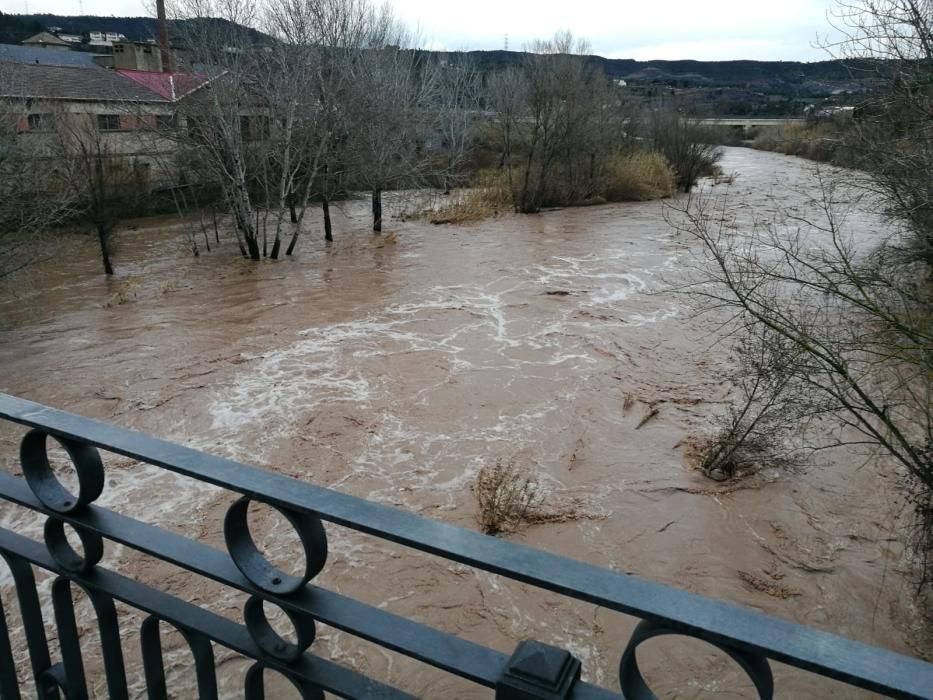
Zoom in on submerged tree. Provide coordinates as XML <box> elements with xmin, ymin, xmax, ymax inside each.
<box><xmin>0</xmin><ymin>73</ymin><xmax>76</xmax><ymax>279</ymax></box>
<box><xmin>344</xmin><ymin>40</ymin><xmax>442</xmax><ymax>232</ymax></box>
<box><xmin>675</xmin><ymin>176</ymin><xmax>932</xmax><ymax>586</ymax></box>
<box><xmin>488</xmin><ymin>31</ymin><xmax>633</xmax><ymax>213</ymax></box>
<box><xmin>49</xmin><ymin>109</ymin><xmax>149</xmax><ymax>275</ymax></box>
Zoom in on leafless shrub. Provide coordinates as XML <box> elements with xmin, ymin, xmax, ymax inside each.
<box><xmin>473</xmin><ymin>459</ymin><xmax>602</xmax><ymax>535</ymax></box>
<box><xmin>672</xmin><ymin>180</ymin><xmax>932</xmax><ymax>587</ymax></box>
<box><xmin>644</xmin><ymin>109</ymin><xmax>722</xmax><ymax>193</ymax></box>
<box><xmin>695</xmin><ymin>327</ymin><xmax>805</xmax><ymax>480</ymax></box>
<box><xmin>473</xmin><ymin>459</ymin><xmax>542</xmax><ymax>535</ymax></box>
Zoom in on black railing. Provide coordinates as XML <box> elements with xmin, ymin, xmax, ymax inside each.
<box><xmin>0</xmin><ymin>392</ymin><xmax>930</xmax><ymax>700</ymax></box>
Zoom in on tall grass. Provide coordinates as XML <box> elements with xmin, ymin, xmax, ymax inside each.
<box><xmin>604</xmin><ymin>151</ymin><xmax>676</xmax><ymax>202</ymax></box>
<box><xmin>751</xmin><ymin>121</ymin><xmax>855</xmax><ymax>166</ymax></box>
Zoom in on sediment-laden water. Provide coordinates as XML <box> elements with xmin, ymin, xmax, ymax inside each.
<box><xmin>0</xmin><ymin>147</ymin><xmax>926</xmax><ymax>698</ymax></box>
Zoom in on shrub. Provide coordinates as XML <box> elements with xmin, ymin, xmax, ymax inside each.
<box><xmin>604</xmin><ymin>151</ymin><xmax>676</xmax><ymax>202</ymax></box>
<box><xmin>428</xmin><ymin>168</ymin><xmax>513</xmax><ymax>224</ymax></box>
<box><xmin>645</xmin><ymin>110</ymin><xmax>723</xmax><ymax>192</ymax></box>
<box><xmin>473</xmin><ymin>459</ymin><xmax>542</xmax><ymax>535</ymax></box>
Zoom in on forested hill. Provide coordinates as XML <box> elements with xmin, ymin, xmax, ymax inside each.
<box><xmin>1</xmin><ymin>12</ymin><xmax>865</xmax><ymax>91</ymax></box>
<box><xmin>446</xmin><ymin>50</ymin><xmax>868</xmax><ymax>89</ymax></box>
<box><xmin>0</xmin><ymin>12</ymin><xmax>267</xmax><ymax>47</ymax></box>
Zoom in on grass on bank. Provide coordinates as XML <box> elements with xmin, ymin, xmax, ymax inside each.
<box><xmin>429</xmin><ymin>149</ymin><xmax>678</xmax><ymax>225</ymax></box>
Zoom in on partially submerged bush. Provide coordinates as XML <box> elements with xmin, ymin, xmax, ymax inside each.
<box><xmin>473</xmin><ymin>459</ymin><xmax>542</xmax><ymax>535</ymax></box>
<box><xmin>695</xmin><ymin>426</ymin><xmax>772</xmax><ymax>480</ymax></box>
<box><xmin>644</xmin><ymin>110</ymin><xmax>723</xmax><ymax>192</ymax></box>
<box><xmin>429</xmin><ymin>169</ymin><xmax>512</xmax><ymax>224</ymax></box>
<box><xmin>604</xmin><ymin>151</ymin><xmax>676</xmax><ymax>202</ymax></box>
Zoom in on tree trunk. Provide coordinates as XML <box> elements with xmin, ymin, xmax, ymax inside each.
<box><xmin>212</xmin><ymin>208</ymin><xmax>220</xmax><ymax>244</ymax></box>
<box><xmin>260</xmin><ymin>209</ymin><xmax>267</xmax><ymax>257</ymax></box>
<box><xmin>245</xmin><ymin>235</ymin><xmax>261</xmax><ymax>261</ymax></box>
<box><xmin>270</xmin><ymin>236</ymin><xmax>281</xmax><ymax>259</ymax></box>
<box><xmin>323</xmin><ymin>197</ymin><xmax>333</xmax><ymax>242</ymax></box>
<box><xmin>97</xmin><ymin>223</ymin><xmax>114</xmax><ymax>275</ymax></box>
<box><xmin>372</xmin><ymin>188</ymin><xmax>382</xmax><ymax>233</ymax></box>
<box><xmin>288</xmin><ymin>192</ymin><xmax>298</xmax><ymax>224</ymax></box>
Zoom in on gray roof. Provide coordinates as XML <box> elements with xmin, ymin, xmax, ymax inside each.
<box><xmin>0</xmin><ymin>62</ymin><xmax>168</xmax><ymax>103</ymax></box>
<box><xmin>0</xmin><ymin>44</ymin><xmax>101</xmax><ymax>69</ymax></box>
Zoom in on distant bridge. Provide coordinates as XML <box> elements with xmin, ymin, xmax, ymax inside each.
<box><xmin>692</xmin><ymin>117</ymin><xmax>807</xmax><ymax>131</ymax></box>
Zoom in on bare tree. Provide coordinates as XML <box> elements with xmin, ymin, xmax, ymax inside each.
<box><xmin>645</xmin><ymin>106</ymin><xmax>722</xmax><ymax>193</ymax></box>
<box><xmin>48</xmin><ymin>107</ymin><xmax>149</xmax><ymax>275</ymax></box>
<box><xmin>263</xmin><ymin>0</ymin><xmax>391</xmax><ymax>249</ymax></box>
<box><xmin>167</xmin><ymin>0</ymin><xmax>265</xmax><ymax>259</ymax></box>
<box><xmin>344</xmin><ymin>38</ymin><xmax>441</xmax><ymax>232</ymax></box>
<box><xmin>0</xmin><ymin>72</ymin><xmax>76</xmax><ymax>279</ymax></box>
<box><xmin>673</xmin><ymin>176</ymin><xmax>932</xmax><ymax>584</ymax></box>
<box><xmin>433</xmin><ymin>55</ymin><xmax>481</xmax><ymax>195</ymax></box>
<box><xmin>823</xmin><ymin>0</ymin><xmax>933</xmax><ymax>268</ymax></box>
<box><xmin>488</xmin><ymin>31</ymin><xmax>631</xmax><ymax>213</ymax></box>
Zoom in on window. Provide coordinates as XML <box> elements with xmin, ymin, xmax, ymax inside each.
<box><xmin>156</xmin><ymin>114</ymin><xmax>177</xmax><ymax>129</ymax></box>
<box><xmin>97</xmin><ymin>114</ymin><xmax>121</xmax><ymax>131</ymax></box>
<box><xmin>27</xmin><ymin>113</ymin><xmax>50</xmax><ymax>131</ymax></box>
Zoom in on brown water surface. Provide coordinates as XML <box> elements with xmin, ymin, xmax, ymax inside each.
<box><xmin>0</xmin><ymin>147</ymin><xmax>927</xmax><ymax>698</ymax></box>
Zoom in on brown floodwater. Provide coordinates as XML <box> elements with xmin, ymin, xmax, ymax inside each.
<box><xmin>0</xmin><ymin>147</ymin><xmax>928</xmax><ymax>698</ymax></box>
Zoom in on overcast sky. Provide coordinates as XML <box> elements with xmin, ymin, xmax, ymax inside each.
<box><xmin>2</xmin><ymin>0</ymin><xmax>842</xmax><ymax>61</ymax></box>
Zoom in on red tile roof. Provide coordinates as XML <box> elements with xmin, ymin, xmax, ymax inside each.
<box><xmin>115</xmin><ymin>70</ymin><xmax>211</xmax><ymax>101</ymax></box>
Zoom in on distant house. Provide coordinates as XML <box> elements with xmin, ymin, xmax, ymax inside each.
<box><xmin>0</xmin><ymin>44</ymin><xmax>99</xmax><ymax>69</ymax></box>
<box><xmin>21</xmin><ymin>32</ymin><xmax>71</xmax><ymax>51</ymax></box>
<box><xmin>87</xmin><ymin>31</ymin><xmax>127</xmax><ymax>50</ymax></box>
<box><xmin>112</xmin><ymin>41</ymin><xmax>163</xmax><ymax>72</ymax></box>
<box><xmin>0</xmin><ymin>60</ymin><xmax>212</xmax><ymax>189</ymax></box>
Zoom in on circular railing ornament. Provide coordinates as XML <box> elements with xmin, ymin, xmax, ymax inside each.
<box><xmin>20</xmin><ymin>429</ymin><xmax>104</xmax><ymax>514</ymax></box>
<box><xmin>244</xmin><ymin>595</ymin><xmax>316</xmax><ymax>663</ymax></box>
<box><xmin>618</xmin><ymin>619</ymin><xmax>774</xmax><ymax>700</ymax></box>
<box><xmin>244</xmin><ymin>662</ymin><xmax>324</xmax><ymax>700</ymax></box>
<box><xmin>37</xmin><ymin>663</ymin><xmax>70</xmax><ymax>698</ymax></box>
<box><xmin>44</xmin><ymin>517</ymin><xmax>104</xmax><ymax>574</ymax></box>
<box><xmin>224</xmin><ymin>496</ymin><xmax>327</xmax><ymax>595</ymax></box>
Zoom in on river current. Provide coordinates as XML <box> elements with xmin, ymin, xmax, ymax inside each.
<box><xmin>0</xmin><ymin>147</ymin><xmax>926</xmax><ymax>698</ymax></box>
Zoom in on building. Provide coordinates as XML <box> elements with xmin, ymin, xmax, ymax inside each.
<box><xmin>21</xmin><ymin>32</ymin><xmax>71</xmax><ymax>51</ymax></box>
<box><xmin>0</xmin><ymin>60</ymin><xmax>212</xmax><ymax>190</ymax></box>
<box><xmin>0</xmin><ymin>44</ymin><xmax>100</xmax><ymax>69</ymax></box>
<box><xmin>112</xmin><ymin>41</ymin><xmax>164</xmax><ymax>72</ymax></box>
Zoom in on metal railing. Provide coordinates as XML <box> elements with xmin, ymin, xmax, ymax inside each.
<box><xmin>0</xmin><ymin>393</ymin><xmax>930</xmax><ymax>700</ymax></box>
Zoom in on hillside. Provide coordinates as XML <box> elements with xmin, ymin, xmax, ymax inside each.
<box><xmin>0</xmin><ymin>12</ymin><xmax>268</xmax><ymax>47</ymax></box>
<box><xmin>1</xmin><ymin>12</ymin><xmax>873</xmax><ymax>115</ymax></box>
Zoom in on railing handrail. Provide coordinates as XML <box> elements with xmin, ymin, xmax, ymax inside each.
<box><xmin>1</xmin><ymin>392</ymin><xmax>931</xmax><ymax>700</ymax></box>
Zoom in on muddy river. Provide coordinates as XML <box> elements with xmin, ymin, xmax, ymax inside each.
<box><xmin>0</xmin><ymin>147</ymin><xmax>928</xmax><ymax>698</ymax></box>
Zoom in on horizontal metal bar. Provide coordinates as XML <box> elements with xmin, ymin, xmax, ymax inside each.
<box><xmin>0</xmin><ymin>473</ymin><xmax>617</xmax><ymax>700</ymax></box>
<box><xmin>0</xmin><ymin>528</ymin><xmax>412</xmax><ymax>700</ymax></box>
<box><xmin>0</xmin><ymin>473</ymin><xmax>499</xmax><ymax>685</ymax></box>
<box><xmin>2</xmin><ymin>394</ymin><xmax>931</xmax><ymax>699</ymax></box>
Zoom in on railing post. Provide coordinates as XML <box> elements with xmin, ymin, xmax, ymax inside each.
<box><xmin>496</xmin><ymin>640</ymin><xmax>582</xmax><ymax>700</ymax></box>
